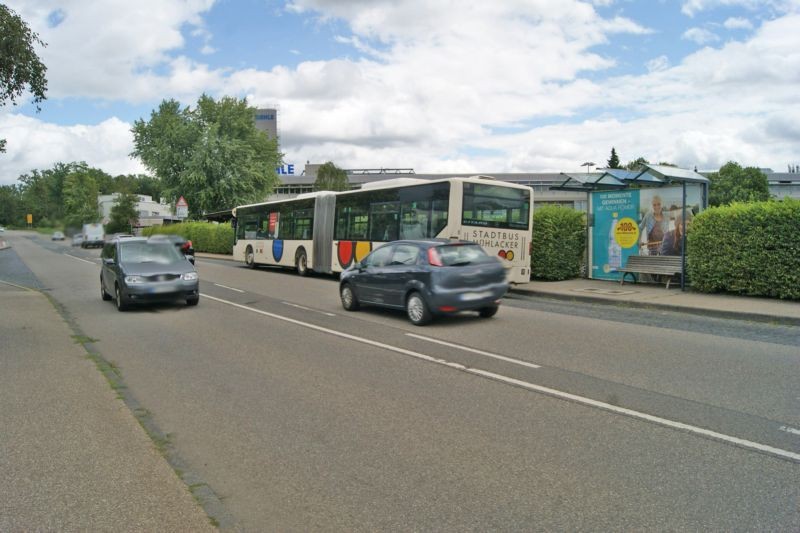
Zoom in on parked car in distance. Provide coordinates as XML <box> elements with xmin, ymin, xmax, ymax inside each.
<box><xmin>0</xmin><ymin>226</ymin><xmax>5</xmax><ymax>233</ymax></box>
<box><xmin>72</xmin><ymin>233</ymin><xmax>85</xmax><ymax>247</ymax></box>
<box><xmin>148</xmin><ymin>234</ymin><xmax>195</xmax><ymax>264</ymax></box>
<box><xmin>52</xmin><ymin>231</ymin><xmax>65</xmax><ymax>241</ymax></box>
<box><xmin>100</xmin><ymin>236</ymin><xmax>199</xmax><ymax>311</ymax></box>
<box><xmin>339</xmin><ymin>239</ymin><xmax>509</xmax><ymax>326</ymax></box>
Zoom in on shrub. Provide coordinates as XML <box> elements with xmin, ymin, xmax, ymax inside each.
<box><xmin>531</xmin><ymin>205</ymin><xmax>585</xmax><ymax>280</ymax></box>
<box><xmin>688</xmin><ymin>199</ymin><xmax>800</xmax><ymax>299</ymax></box>
<box><xmin>144</xmin><ymin>221</ymin><xmax>234</xmax><ymax>254</ymax></box>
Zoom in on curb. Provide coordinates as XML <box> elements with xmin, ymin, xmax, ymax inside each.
<box><xmin>509</xmin><ymin>287</ymin><xmax>800</xmax><ymax>327</ymax></box>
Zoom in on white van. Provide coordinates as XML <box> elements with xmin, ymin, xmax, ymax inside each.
<box><xmin>81</xmin><ymin>223</ymin><xmax>105</xmax><ymax>248</ymax></box>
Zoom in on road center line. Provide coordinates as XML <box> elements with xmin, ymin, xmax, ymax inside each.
<box><xmin>202</xmin><ymin>293</ymin><xmax>800</xmax><ymax>464</ymax></box>
<box><xmin>406</xmin><ymin>333</ymin><xmax>541</xmax><ymax>369</ymax></box>
<box><xmin>63</xmin><ymin>253</ymin><xmax>96</xmax><ymax>265</ymax></box>
<box><xmin>213</xmin><ymin>283</ymin><xmax>245</xmax><ymax>293</ymax></box>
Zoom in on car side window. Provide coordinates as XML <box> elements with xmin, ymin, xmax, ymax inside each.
<box><xmin>364</xmin><ymin>245</ymin><xmax>393</xmax><ymax>267</ymax></box>
<box><xmin>391</xmin><ymin>244</ymin><xmax>419</xmax><ymax>265</ymax></box>
<box><xmin>102</xmin><ymin>243</ymin><xmax>114</xmax><ymax>260</ymax></box>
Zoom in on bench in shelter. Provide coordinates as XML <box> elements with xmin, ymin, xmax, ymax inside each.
<box><xmin>617</xmin><ymin>255</ymin><xmax>684</xmax><ymax>289</ymax></box>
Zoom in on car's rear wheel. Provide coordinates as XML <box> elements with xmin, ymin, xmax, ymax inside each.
<box><xmin>296</xmin><ymin>250</ymin><xmax>309</xmax><ymax>276</ymax></box>
<box><xmin>478</xmin><ymin>305</ymin><xmax>498</xmax><ymax>318</ymax></box>
<box><xmin>114</xmin><ymin>284</ymin><xmax>130</xmax><ymax>312</ymax></box>
<box><xmin>340</xmin><ymin>283</ymin><xmax>360</xmax><ymax>311</ymax></box>
<box><xmin>186</xmin><ymin>296</ymin><xmax>199</xmax><ymax>306</ymax></box>
<box><xmin>100</xmin><ymin>276</ymin><xmax>111</xmax><ymax>301</ymax></box>
<box><xmin>406</xmin><ymin>292</ymin><xmax>432</xmax><ymax>326</ymax></box>
<box><xmin>245</xmin><ymin>245</ymin><xmax>256</xmax><ymax>268</ymax></box>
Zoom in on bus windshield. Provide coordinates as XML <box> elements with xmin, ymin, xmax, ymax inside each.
<box><xmin>461</xmin><ymin>183</ymin><xmax>530</xmax><ymax>229</ymax></box>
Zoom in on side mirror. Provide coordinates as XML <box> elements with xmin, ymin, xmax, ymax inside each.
<box><xmin>103</xmin><ymin>257</ymin><xmax>115</xmax><ymax>265</ymax></box>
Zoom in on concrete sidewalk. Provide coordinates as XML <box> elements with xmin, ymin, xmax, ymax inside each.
<box><xmin>0</xmin><ymin>282</ymin><xmax>215</xmax><ymax>531</ymax></box>
<box><xmin>197</xmin><ymin>252</ymin><xmax>800</xmax><ymax>325</ymax></box>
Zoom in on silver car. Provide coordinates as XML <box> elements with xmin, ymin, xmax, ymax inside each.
<box><xmin>339</xmin><ymin>239</ymin><xmax>509</xmax><ymax>325</ymax></box>
<box><xmin>100</xmin><ymin>237</ymin><xmax>199</xmax><ymax>311</ymax></box>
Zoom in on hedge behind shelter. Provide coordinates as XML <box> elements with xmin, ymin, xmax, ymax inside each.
<box><xmin>687</xmin><ymin>199</ymin><xmax>800</xmax><ymax>299</ymax></box>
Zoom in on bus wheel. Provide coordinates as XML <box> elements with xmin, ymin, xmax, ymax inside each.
<box><xmin>245</xmin><ymin>245</ymin><xmax>255</xmax><ymax>268</ymax></box>
<box><xmin>296</xmin><ymin>250</ymin><xmax>309</xmax><ymax>276</ymax></box>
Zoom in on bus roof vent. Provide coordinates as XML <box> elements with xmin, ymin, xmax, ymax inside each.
<box><xmin>469</xmin><ymin>175</ymin><xmax>496</xmax><ymax>180</ymax></box>
<box><xmin>360</xmin><ymin>178</ymin><xmax>429</xmax><ymax>190</ymax></box>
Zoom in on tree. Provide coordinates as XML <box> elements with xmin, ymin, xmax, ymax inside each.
<box><xmin>625</xmin><ymin>157</ymin><xmax>649</xmax><ymax>171</ymax></box>
<box><xmin>0</xmin><ymin>184</ymin><xmax>23</xmax><ymax>225</ymax></box>
<box><xmin>132</xmin><ymin>95</ymin><xmax>282</xmax><ymax>216</ymax></box>
<box><xmin>708</xmin><ymin>161</ymin><xmax>770</xmax><ymax>206</ymax></box>
<box><xmin>314</xmin><ymin>162</ymin><xmax>349</xmax><ymax>191</ymax></box>
<box><xmin>106</xmin><ymin>192</ymin><xmax>139</xmax><ymax>234</ymax></box>
<box><xmin>62</xmin><ymin>170</ymin><xmax>99</xmax><ymax>229</ymax></box>
<box><xmin>0</xmin><ymin>4</ymin><xmax>48</xmax><ymax>152</ymax></box>
<box><xmin>607</xmin><ymin>147</ymin><xmax>620</xmax><ymax>169</ymax></box>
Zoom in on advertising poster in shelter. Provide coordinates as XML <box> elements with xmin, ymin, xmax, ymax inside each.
<box><xmin>590</xmin><ymin>185</ymin><xmax>704</xmax><ymax>281</ymax></box>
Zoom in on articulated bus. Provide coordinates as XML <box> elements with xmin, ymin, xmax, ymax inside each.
<box><xmin>231</xmin><ymin>176</ymin><xmax>533</xmax><ymax>283</ymax></box>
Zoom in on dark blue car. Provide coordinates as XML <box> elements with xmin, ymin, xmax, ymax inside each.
<box><xmin>339</xmin><ymin>239</ymin><xmax>509</xmax><ymax>326</ymax></box>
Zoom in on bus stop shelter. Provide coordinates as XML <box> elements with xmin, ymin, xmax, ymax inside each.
<box><xmin>553</xmin><ymin>164</ymin><xmax>709</xmax><ymax>290</ymax></box>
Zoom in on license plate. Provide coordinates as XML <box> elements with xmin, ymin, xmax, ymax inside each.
<box><xmin>461</xmin><ymin>291</ymin><xmax>492</xmax><ymax>301</ymax></box>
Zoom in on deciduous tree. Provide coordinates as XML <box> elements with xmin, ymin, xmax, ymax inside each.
<box><xmin>708</xmin><ymin>161</ymin><xmax>770</xmax><ymax>206</ymax></box>
<box><xmin>132</xmin><ymin>95</ymin><xmax>281</xmax><ymax>215</ymax></box>
<box><xmin>0</xmin><ymin>4</ymin><xmax>48</xmax><ymax>152</ymax></box>
<box><xmin>314</xmin><ymin>162</ymin><xmax>349</xmax><ymax>191</ymax></box>
<box><xmin>106</xmin><ymin>192</ymin><xmax>139</xmax><ymax>234</ymax></box>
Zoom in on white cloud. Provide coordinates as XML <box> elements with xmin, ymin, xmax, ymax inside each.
<box><xmin>646</xmin><ymin>55</ymin><xmax>671</xmax><ymax>72</ymax></box>
<box><xmin>724</xmin><ymin>16</ymin><xmax>754</xmax><ymax>29</ymax></box>
<box><xmin>683</xmin><ymin>27</ymin><xmax>721</xmax><ymax>44</ymax></box>
<box><xmin>0</xmin><ymin>114</ymin><xmax>145</xmax><ymax>183</ymax></box>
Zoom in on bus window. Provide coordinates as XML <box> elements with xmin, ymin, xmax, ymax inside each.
<box><xmin>400</xmin><ymin>201</ymin><xmax>428</xmax><ymax>240</ymax></box>
<box><xmin>335</xmin><ymin>204</ymin><xmax>369</xmax><ymax>240</ymax></box>
<box><xmin>462</xmin><ymin>183</ymin><xmax>530</xmax><ymax>229</ymax></box>
<box><xmin>431</xmin><ymin>199</ymin><xmax>448</xmax><ymax>237</ymax></box>
<box><xmin>292</xmin><ymin>208</ymin><xmax>313</xmax><ymax>239</ymax></box>
<box><xmin>370</xmin><ymin>202</ymin><xmax>399</xmax><ymax>242</ymax></box>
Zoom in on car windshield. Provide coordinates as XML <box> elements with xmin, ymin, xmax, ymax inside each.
<box><xmin>435</xmin><ymin>244</ymin><xmax>493</xmax><ymax>266</ymax></box>
<box><xmin>119</xmin><ymin>242</ymin><xmax>182</xmax><ymax>264</ymax></box>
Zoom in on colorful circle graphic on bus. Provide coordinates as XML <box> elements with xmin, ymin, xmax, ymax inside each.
<box><xmin>337</xmin><ymin>241</ymin><xmax>373</xmax><ymax>268</ymax></box>
<box><xmin>355</xmin><ymin>241</ymin><xmax>371</xmax><ymax>261</ymax></box>
<box><xmin>272</xmin><ymin>240</ymin><xmax>284</xmax><ymax>262</ymax></box>
<box><xmin>497</xmin><ymin>250</ymin><xmax>514</xmax><ymax>261</ymax></box>
<box><xmin>337</xmin><ymin>241</ymin><xmax>353</xmax><ymax>267</ymax></box>
<box><xmin>613</xmin><ymin>217</ymin><xmax>639</xmax><ymax>248</ymax></box>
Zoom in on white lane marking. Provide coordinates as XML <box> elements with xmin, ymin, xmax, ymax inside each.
<box><xmin>63</xmin><ymin>253</ymin><xmax>96</xmax><ymax>265</ymax></box>
<box><xmin>779</xmin><ymin>425</ymin><xmax>800</xmax><ymax>436</ymax></box>
<box><xmin>213</xmin><ymin>283</ymin><xmax>245</xmax><ymax>293</ymax></box>
<box><xmin>202</xmin><ymin>293</ymin><xmax>800</xmax><ymax>463</ymax></box>
<box><xmin>406</xmin><ymin>333</ymin><xmax>541</xmax><ymax>369</ymax></box>
<box><xmin>281</xmin><ymin>301</ymin><xmax>336</xmax><ymax>317</ymax></box>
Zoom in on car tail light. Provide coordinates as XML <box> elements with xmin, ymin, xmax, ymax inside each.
<box><xmin>438</xmin><ymin>305</ymin><xmax>457</xmax><ymax>312</ymax></box>
<box><xmin>427</xmin><ymin>247</ymin><xmax>443</xmax><ymax>266</ymax></box>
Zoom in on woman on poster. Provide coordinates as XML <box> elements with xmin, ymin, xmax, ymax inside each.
<box><xmin>660</xmin><ymin>210</ymin><xmax>693</xmax><ymax>256</ymax></box>
<box><xmin>639</xmin><ymin>194</ymin><xmax>668</xmax><ymax>255</ymax></box>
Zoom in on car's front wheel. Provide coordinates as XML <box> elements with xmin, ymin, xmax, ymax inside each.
<box><xmin>406</xmin><ymin>292</ymin><xmax>432</xmax><ymax>326</ymax></box>
<box><xmin>340</xmin><ymin>283</ymin><xmax>360</xmax><ymax>311</ymax></box>
<box><xmin>115</xmin><ymin>284</ymin><xmax>130</xmax><ymax>312</ymax></box>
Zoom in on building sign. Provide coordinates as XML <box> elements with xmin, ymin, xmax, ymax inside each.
<box><xmin>277</xmin><ymin>164</ymin><xmax>295</xmax><ymax>175</ymax></box>
<box><xmin>176</xmin><ymin>196</ymin><xmax>189</xmax><ymax>219</ymax></box>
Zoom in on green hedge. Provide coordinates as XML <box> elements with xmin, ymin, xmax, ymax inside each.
<box><xmin>143</xmin><ymin>222</ymin><xmax>234</xmax><ymax>254</ymax></box>
<box><xmin>531</xmin><ymin>205</ymin><xmax>586</xmax><ymax>281</ymax></box>
<box><xmin>688</xmin><ymin>199</ymin><xmax>800</xmax><ymax>299</ymax></box>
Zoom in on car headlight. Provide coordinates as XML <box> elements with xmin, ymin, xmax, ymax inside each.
<box><xmin>124</xmin><ymin>275</ymin><xmax>145</xmax><ymax>284</ymax></box>
<box><xmin>182</xmin><ymin>272</ymin><xmax>198</xmax><ymax>281</ymax></box>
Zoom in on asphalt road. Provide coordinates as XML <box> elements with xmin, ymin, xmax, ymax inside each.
<box><xmin>5</xmin><ymin>231</ymin><xmax>800</xmax><ymax>531</ymax></box>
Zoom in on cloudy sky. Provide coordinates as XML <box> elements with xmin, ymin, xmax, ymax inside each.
<box><xmin>2</xmin><ymin>0</ymin><xmax>799</xmax><ymax>186</ymax></box>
